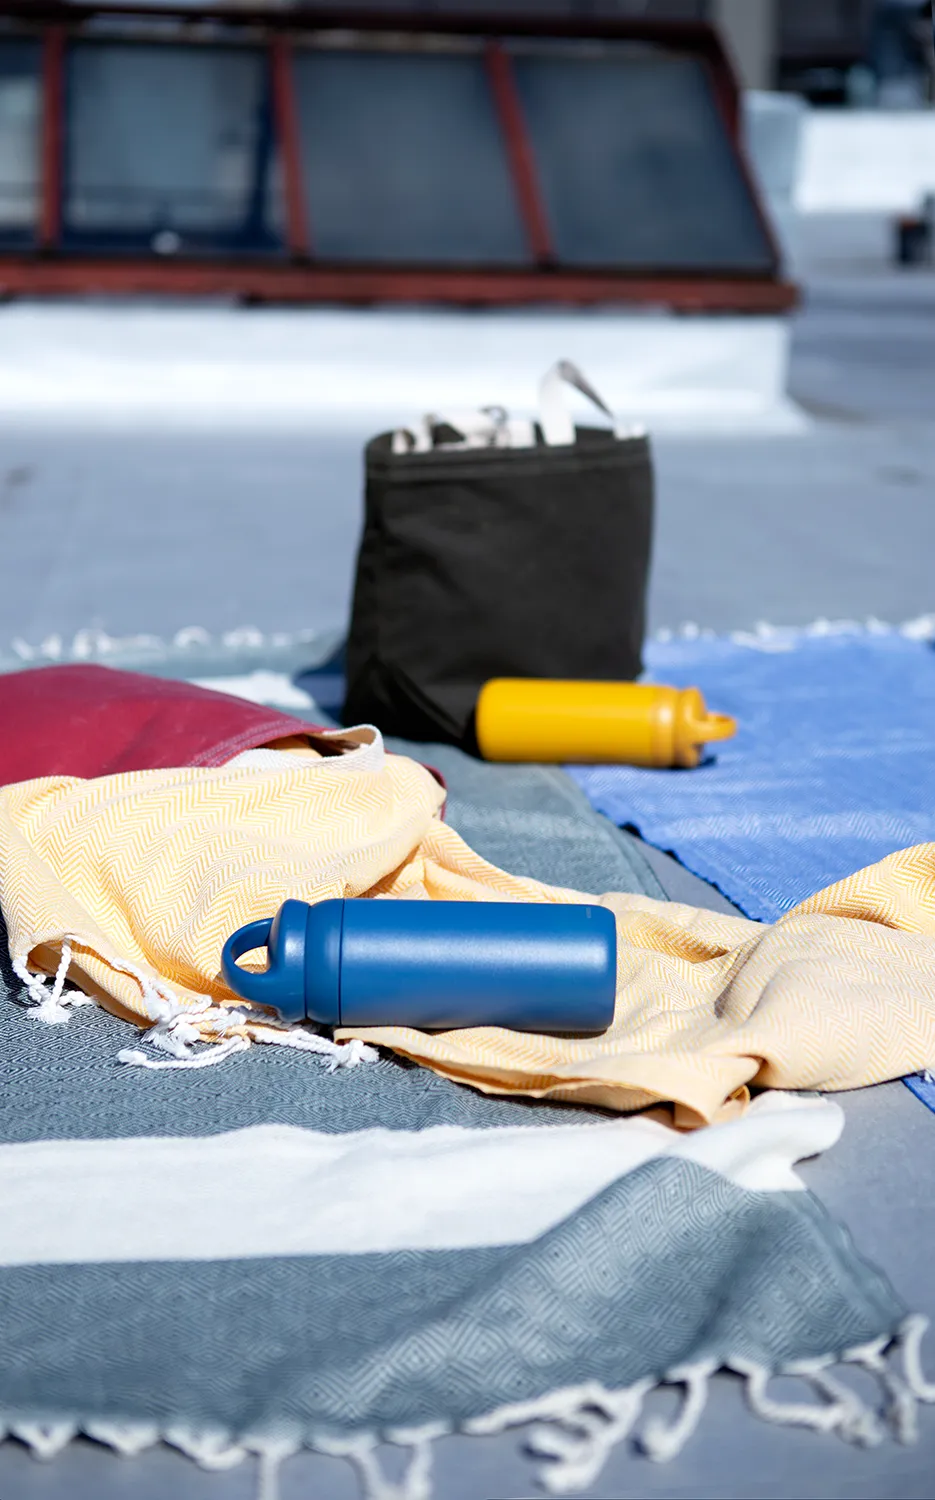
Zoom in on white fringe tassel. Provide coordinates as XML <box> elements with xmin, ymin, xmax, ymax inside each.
<box><xmin>83</xmin><ymin>1420</ymin><xmax>161</xmax><ymax>1457</ymax></box>
<box><xmin>5</xmin><ymin>1316</ymin><xmax>935</xmax><ymax>1500</ymax></box>
<box><xmin>164</xmin><ymin>1425</ymin><xmax>250</xmax><ymax>1470</ymax></box>
<box><xmin>12</xmin><ymin>943</ymin><xmax>377</xmax><ymax>1074</ymax></box>
<box><xmin>117</xmin><ymin>1033</ymin><xmax>252</xmax><ymax>1071</ymax></box>
<box><xmin>465</xmin><ymin>1315</ymin><xmax>935</xmax><ymax>1495</ymax></box>
<box><xmin>730</xmin><ymin>1313</ymin><xmax>935</xmax><ymax>1451</ymax></box>
<box><xmin>9</xmin><ymin>1422</ymin><xmax>78</xmax><ymax>1460</ymax></box>
<box><xmin>314</xmin><ymin>1426</ymin><xmax>444</xmax><ymax>1500</ymax></box>
<box><xmin>251</xmin><ymin>1437</ymin><xmax>303</xmax><ymax>1500</ymax></box>
<box><xmin>7</xmin><ymin>622</ymin><xmax>329</xmax><ymax>667</ymax></box>
<box><xmin>12</xmin><ymin>942</ymin><xmax>94</xmax><ymax>1026</ymax></box>
<box><xmin>651</xmin><ymin>613</ymin><xmax>935</xmax><ymax>654</ymax></box>
<box><xmin>466</xmin><ymin>1378</ymin><xmax>654</xmax><ymax>1494</ymax></box>
<box><xmin>250</xmin><ymin>1026</ymin><xmax>378</xmax><ymax>1071</ymax></box>
<box><xmin>6</xmin><ymin>612</ymin><xmax>934</xmax><ymax>676</ymax></box>
<box><xmin>640</xmin><ymin>1358</ymin><xmax>718</xmax><ymax>1462</ymax></box>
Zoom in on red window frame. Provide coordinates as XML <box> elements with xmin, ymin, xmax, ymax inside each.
<box><xmin>6</xmin><ymin>0</ymin><xmax>796</xmax><ymax>312</ymax></box>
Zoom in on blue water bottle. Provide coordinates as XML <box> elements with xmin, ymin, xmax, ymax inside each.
<box><xmin>221</xmin><ymin>898</ymin><xmax>616</xmax><ymax>1035</ymax></box>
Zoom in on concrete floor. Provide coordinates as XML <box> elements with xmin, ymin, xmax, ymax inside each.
<box><xmin>1</xmin><ymin>215</ymin><xmax>933</xmax><ymax>657</ymax></box>
<box><xmin>2</xmin><ymin>215</ymin><xmax>934</xmax><ymax>1500</ymax></box>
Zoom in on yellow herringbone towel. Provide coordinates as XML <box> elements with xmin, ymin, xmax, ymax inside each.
<box><xmin>2</xmin><ymin>742</ymin><xmax>935</xmax><ymax>1124</ymax></box>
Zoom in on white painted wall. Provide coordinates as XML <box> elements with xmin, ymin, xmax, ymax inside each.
<box><xmin>745</xmin><ymin>95</ymin><xmax>935</xmax><ymax>218</ymax></box>
<box><xmin>795</xmin><ymin>109</ymin><xmax>935</xmax><ymax>214</ymax></box>
<box><xmin>0</xmin><ymin>303</ymin><xmax>803</xmax><ymax>436</ymax></box>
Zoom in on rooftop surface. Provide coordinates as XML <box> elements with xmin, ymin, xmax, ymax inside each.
<box><xmin>1</xmin><ymin>213</ymin><xmax>932</xmax><ymax>656</ymax></box>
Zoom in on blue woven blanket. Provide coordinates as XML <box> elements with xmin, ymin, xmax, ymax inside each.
<box><xmin>568</xmin><ymin>627</ymin><xmax>935</xmax><ymax>1117</ymax></box>
<box><xmin>568</xmin><ymin>629</ymin><xmax>935</xmax><ymax>923</ymax></box>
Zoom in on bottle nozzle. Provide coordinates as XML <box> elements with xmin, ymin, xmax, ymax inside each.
<box><xmin>674</xmin><ymin>691</ymin><xmax>737</xmax><ymax>768</ymax></box>
<box><xmin>694</xmin><ymin>711</ymin><xmax>737</xmax><ymax>745</ymax></box>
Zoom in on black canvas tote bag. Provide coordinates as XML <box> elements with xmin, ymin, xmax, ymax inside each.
<box><xmin>343</xmin><ymin>361</ymin><xmax>654</xmax><ymax>748</ymax></box>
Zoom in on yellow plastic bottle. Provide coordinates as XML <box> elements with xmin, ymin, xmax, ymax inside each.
<box><xmin>475</xmin><ymin>679</ymin><xmax>736</xmax><ymax>768</ymax></box>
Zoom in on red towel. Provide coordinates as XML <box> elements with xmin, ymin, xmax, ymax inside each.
<box><xmin>0</xmin><ymin>665</ymin><xmax>332</xmax><ymax>786</ymax></box>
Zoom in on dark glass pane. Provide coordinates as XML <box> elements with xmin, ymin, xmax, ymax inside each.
<box><xmin>0</xmin><ymin>39</ymin><xmax>41</xmax><ymax>245</ymax></box>
<box><xmin>294</xmin><ymin>50</ymin><xmax>528</xmax><ymax>265</ymax></box>
<box><xmin>513</xmin><ymin>49</ymin><xmax>776</xmax><ymax>272</ymax></box>
<box><xmin>63</xmin><ymin>42</ymin><xmax>283</xmax><ymax>253</ymax></box>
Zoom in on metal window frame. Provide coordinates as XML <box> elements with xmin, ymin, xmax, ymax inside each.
<box><xmin>0</xmin><ymin>1</ymin><xmax>796</xmax><ymax>311</ymax></box>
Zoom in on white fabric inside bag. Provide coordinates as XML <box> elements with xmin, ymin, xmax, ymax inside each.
<box><xmin>391</xmin><ymin>359</ymin><xmax>646</xmax><ymax>454</ymax></box>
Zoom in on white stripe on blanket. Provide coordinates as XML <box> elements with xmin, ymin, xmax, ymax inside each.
<box><xmin>0</xmin><ymin>1092</ymin><xmax>841</xmax><ymax>1268</ymax></box>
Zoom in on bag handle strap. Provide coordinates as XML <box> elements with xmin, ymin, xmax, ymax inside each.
<box><xmin>538</xmin><ymin>359</ymin><xmax>634</xmax><ymax>446</ymax></box>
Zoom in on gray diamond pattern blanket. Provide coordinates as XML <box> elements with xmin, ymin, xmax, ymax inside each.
<box><xmin>1</xmin><ymin>748</ymin><xmax>933</xmax><ymax>1500</ymax></box>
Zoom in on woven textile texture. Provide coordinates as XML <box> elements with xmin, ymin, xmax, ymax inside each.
<box><xmin>568</xmin><ymin>630</ymin><xmax>935</xmax><ymax>922</ymax></box>
<box><xmin>2</xmin><ymin>730</ymin><xmax>935</xmax><ymax>1125</ymax></box>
